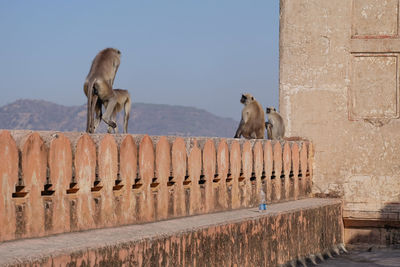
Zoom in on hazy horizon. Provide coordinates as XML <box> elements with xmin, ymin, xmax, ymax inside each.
<box><xmin>0</xmin><ymin>1</ymin><xmax>279</xmax><ymax>121</ymax></box>
<box><xmin>2</xmin><ymin>97</ymin><xmax>240</xmax><ymax>121</ymax></box>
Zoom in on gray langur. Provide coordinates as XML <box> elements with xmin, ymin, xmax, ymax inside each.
<box><xmin>234</xmin><ymin>93</ymin><xmax>265</xmax><ymax>139</ymax></box>
<box><xmin>84</xmin><ymin>48</ymin><xmax>121</xmax><ymax>133</ymax></box>
<box><xmin>93</xmin><ymin>89</ymin><xmax>132</xmax><ymax>134</ymax></box>
<box><xmin>265</xmin><ymin>107</ymin><xmax>285</xmax><ymax>140</ymax></box>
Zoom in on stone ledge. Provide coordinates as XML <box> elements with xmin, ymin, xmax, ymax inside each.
<box><xmin>0</xmin><ymin>198</ymin><xmax>342</xmax><ymax>267</ymax></box>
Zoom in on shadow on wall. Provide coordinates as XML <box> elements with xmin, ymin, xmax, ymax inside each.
<box><xmin>345</xmin><ymin>202</ymin><xmax>400</xmax><ymax>249</ymax></box>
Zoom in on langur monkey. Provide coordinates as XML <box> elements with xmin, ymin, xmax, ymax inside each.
<box><xmin>84</xmin><ymin>48</ymin><xmax>121</xmax><ymax>133</ymax></box>
<box><xmin>93</xmin><ymin>89</ymin><xmax>132</xmax><ymax>134</ymax></box>
<box><xmin>234</xmin><ymin>93</ymin><xmax>265</xmax><ymax>139</ymax></box>
<box><xmin>265</xmin><ymin>107</ymin><xmax>285</xmax><ymax>140</ymax></box>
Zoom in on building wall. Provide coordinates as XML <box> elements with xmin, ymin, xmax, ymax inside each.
<box><xmin>280</xmin><ymin>0</ymin><xmax>400</xmax><ymax>221</ymax></box>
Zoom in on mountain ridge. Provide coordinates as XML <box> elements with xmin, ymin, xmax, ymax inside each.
<box><xmin>0</xmin><ymin>99</ymin><xmax>238</xmax><ymax>138</ymax></box>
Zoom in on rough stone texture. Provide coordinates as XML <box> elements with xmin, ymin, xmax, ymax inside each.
<box><xmin>264</xmin><ymin>141</ymin><xmax>273</xmax><ymax>203</ymax></box>
<box><xmin>48</xmin><ymin>133</ymin><xmax>72</xmax><ymax>235</ymax></box>
<box><xmin>155</xmin><ymin>136</ymin><xmax>169</xmax><ymax>220</ymax></box>
<box><xmin>0</xmin><ymin>131</ymin><xmax>18</xmax><ymax>241</ymax></box>
<box><xmin>74</xmin><ymin>133</ymin><xmax>96</xmax><ymax>231</ymax></box>
<box><xmin>119</xmin><ymin>135</ymin><xmax>137</xmax><ymax>225</ymax></box>
<box><xmin>0</xmin><ymin>130</ymin><xmax>312</xmax><ymax>242</ymax></box>
<box><xmin>345</xmin><ymin>227</ymin><xmax>400</xmax><ymax>249</ymax></box>
<box><xmin>319</xmin><ymin>248</ymin><xmax>400</xmax><ymax>267</ymax></box>
<box><xmin>0</xmin><ymin>198</ymin><xmax>342</xmax><ymax>267</ymax></box>
<box><xmin>216</xmin><ymin>139</ymin><xmax>229</xmax><ymax>211</ymax></box>
<box><xmin>280</xmin><ymin>0</ymin><xmax>400</xmax><ymax>230</ymax></box>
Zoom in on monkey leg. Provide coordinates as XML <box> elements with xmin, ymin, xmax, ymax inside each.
<box><xmin>113</xmin><ymin>123</ymin><xmax>119</xmax><ymax>134</ymax></box>
<box><xmin>123</xmin><ymin>113</ymin><xmax>129</xmax><ymax>134</ymax></box>
<box><xmin>123</xmin><ymin>96</ymin><xmax>131</xmax><ymax>134</ymax></box>
<box><xmin>86</xmin><ymin>86</ymin><xmax>93</xmax><ymax>133</ymax></box>
<box><xmin>242</xmin><ymin>133</ymin><xmax>252</xmax><ymax>139</ymax></box>
<box><xmin>107</xmin><ymin>112</ymin><xmax>118</xmax><ymax>134</ymax></box>
<box><xmin>234</xmin><ymin>131</ymin><xmax>241</xmax><ymax>138</ymax></box>
<box><xmin>90</xmin><ymin>94</ymin><xmax>98</xmax><ymax>133</ymax></box>
<box><xmin>234</xmin><ymin>119</ymin><xmax>244</xmax><ymax>138</ymax></box>
<box><xmin>87</xmin><ymin>97</ymin><xmax>96</xmax><ymax>133</ymax></box>
<box><xmin>266</xmin><ymin>122</ymin><xmax>273</xmax><ymax>140</ymax></box>
<box><xmin>108</xmin><ymin>125</ymin><xmax>118</xmax><ymax>134</ymax></box>
<box><xmin>101</xmin><ymin>97</ymin><xmax>118</xmax><ymax>129</ymax></box>
<box><xmin>256</xmin><ymin>128</ymin><xmax>265</xmax><ymax>139</ymax></box>
<box><xmin>93</xmin><ymin>116</ymin><xmax>101</xmax><ymax>133</ymax></box>
<box><xmin>93</xmin><ymin>100</ymin><xmax>102</xmax><ymax>133</ymax></box>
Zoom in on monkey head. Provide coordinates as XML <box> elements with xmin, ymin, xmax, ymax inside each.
<box><xmin>111</xmin><ymin>48</ymin><xmax>121</xmax><ymax>54</ymax></box>
<box><xmin>266</xmin><ymin>107</ymin><xmax>277</xmax><ymax>114</ymax></box>
<box><xmin>240</xmin><ymin>93</ymin><xmax>255</xmax><ymax>105</ymax></box>
<box><xmin>105</xmin><ymin>47</ymin><xmax>121</xmax><ymax>57</ymax></box>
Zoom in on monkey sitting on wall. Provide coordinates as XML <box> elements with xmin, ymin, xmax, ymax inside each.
<box><xmin>84</xmin><ymin>48</ymin><xmax>121</xmax><ymax>133</ymax></box>
<box><xmin>234</xmin><ymin>93</ymin><xmax>265</xmax><ymax>139</ymax></box>
<box><xmin>265</xmin><ymin>107</ymin><xmax>285</xmax><ymax>140</ymax></box>
<box><xmin>93</xmin><ymin>89</ymin><xmax>132</xmax><ymax>134</ymax></box>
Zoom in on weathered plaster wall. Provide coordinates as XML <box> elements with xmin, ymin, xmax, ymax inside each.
<box><xmin>0</xmin><ymin>199</ymin><xmax>343</xmax><ymax>267</ymax></box>
<box><xmin>280</xmin><ymin>0</ymin><xmax>400</xmax><ymax>221</ymax></box>
<box><xmin>0</xmin><ymin>130</ymin><xmax>312</xmax><ymax>242</ymax></box>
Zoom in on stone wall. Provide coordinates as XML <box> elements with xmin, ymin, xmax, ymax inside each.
<box><xmin>0</xmin><ymin>199</ymin><xmax>343</xmax><ymax>267</ymax></box>
<box><xmin>280</xmin><ymin>0</ymin><xmax>400</xmax><ymax>227</ymax></box>
<box><xmin>0</xmin><ymin>130</ymin><xmax>312</xmax><ymax>242</ymax></box>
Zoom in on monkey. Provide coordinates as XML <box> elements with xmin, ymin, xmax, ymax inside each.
<box><xmin>84</xmin><ymin>48</ymin><xmax>121</xmax><ymax>133</ymax></box>
<box><xmin>265</xmin><ymin>107</ymin><xmax>285</xmax><ymax>140</ymax></box>
<box><xmin>234</xmin><ymin>93</ymin><xmax>265</xmax><ymax>139</ymax></box>
<box><xmin>93</xmin><ymin>89</ymin><xmax>132</xmax><ymax>134</ymax></box>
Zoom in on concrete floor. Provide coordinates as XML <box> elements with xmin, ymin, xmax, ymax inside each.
<box><xmin>318</xmin><ymin>248</ymin><xmax>400</xmax><ymax>267</ymax></box>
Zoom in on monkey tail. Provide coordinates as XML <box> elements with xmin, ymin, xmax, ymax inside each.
<box><xmin>86</xmin><ymin>78</ymin><xmax>96</xmax><ymax>133</ymax></box>
<box><xmin>123</xmin><ymin>93</ymin><xmax>132</xmax><ymax>133</ymax></box>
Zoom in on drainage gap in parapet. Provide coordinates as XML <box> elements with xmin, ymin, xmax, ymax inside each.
<box><xmin>226</xmin><ymin>172</ymin><xmax>232</xmax><ymax>184</ymax></box>
<box><xmin>12</xmin><ymin>185</ymin><xmax>28</xmax><ymax>198</ymax></box>
<box><xmin>167</xmin><ymin>175</ymin><xmax>175</xmax><ymax>187</ymax></box>
<box><xmin>261</xmin><ymin>170</ymin><xmax>266</xmax><ymax>180</ymax></box>
<box><xmin>66</xmin><ymin>182</ymin><xmax>79</xmax><ymax>194</ymax></box>
<box><xmin>151</xmin><ymin>177</ymin><xmax>160</xmax><ymax>188</ymax></box>
<box><xmin>41</xmin><ymin>183</ymin><xmax>55</xmax><ymax>196</ymax></box>
<box><xmin>132</xmin><ymin>177</ymin><xmax>143</xmax><ymax>189</ymax></box>
<box><xmin>250</xmin><ymin>172</ymin><xmax>256</xmax><ymax>181</ymax></box>
<box><xmin>183</xmin><ymin>169</ymin><xmax>191</xmax><ymax>185</ymax></box>
<box><xmin>213</xmin><ymin>173</ymin><xmax>220</xmax><ymax>183</ymax></box>
<box><xmin>91</xmin><ymin>180</ymin><xmax>103</xmax><ymax>192</ymax></box>
<box><xmin>183</xmin><ymin>175</ymin><xmax>191</xmax><ymax>185</ymax></box>
<box><xmin>113</xmin><ymin>179</ymin><xmax>124</xmax><ymax>190</ymax></box>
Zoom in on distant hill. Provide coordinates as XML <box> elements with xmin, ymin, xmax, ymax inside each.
<box><xmin>0</xmin><ymin>99</ymin><xmax>238</xmax><ymax>137</ymax></box>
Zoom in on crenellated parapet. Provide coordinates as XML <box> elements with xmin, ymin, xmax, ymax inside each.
<box><xmin>0</xmin><ymin>130</ymin><xmax>313</xmax><ymax>242</ymax></box>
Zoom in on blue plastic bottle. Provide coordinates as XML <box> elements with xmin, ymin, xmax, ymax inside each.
<box><xmin>259</xmin><ymin>189</ymin><xmax>267</xmax><ymax>212</ymax></box>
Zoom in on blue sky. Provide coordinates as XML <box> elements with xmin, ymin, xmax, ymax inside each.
<box><xmin>0</xmin><ymin>1</ymin><xmax>279</xmax><ymax>120</ymax></box>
